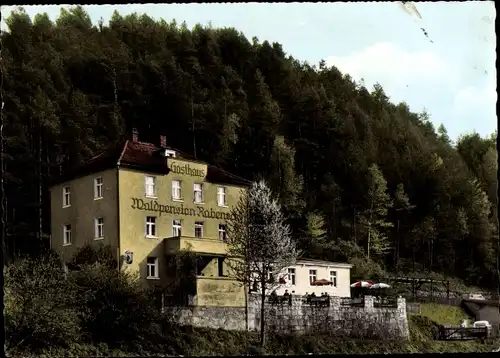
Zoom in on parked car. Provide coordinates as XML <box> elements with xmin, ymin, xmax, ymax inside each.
<box><xmin>473</xmin><ymin>320</ymin><xmax>492</xmax><ymax>329</ymax></box>
<box><xmin>468</xmin><ymin>293</ymin><xmax>486</xmax><ymax>300</ymax></box>
<box><xmin>472</xmin><ymin>320</ymin><xmax>492</xmax><ymax>338</ymax></box>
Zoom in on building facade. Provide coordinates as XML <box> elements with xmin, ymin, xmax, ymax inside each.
<box><xmin>50</xmin><ymin>129</ymin><xmax>250</xmax><ymax>307</ymax></box>
<box><xmin>263</xmin><ymin>258</ymin><xmax>353</xmax><ymax>297</ymax></box>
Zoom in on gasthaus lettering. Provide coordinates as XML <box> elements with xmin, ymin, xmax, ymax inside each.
<box><xmin>170</xmin><ymin>161</ymin><xmax>205</xmax><ymax>177</ymax></box>
<box><xmin>131</xmin><ymin>198</ymin><xmax>234</xmax><ymax>220</ymax></box>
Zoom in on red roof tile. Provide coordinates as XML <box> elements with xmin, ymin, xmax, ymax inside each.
<box><xmin>50</xmin><ymin>139</ymin><xmax>251</xmax><ymax>188</ymax></box>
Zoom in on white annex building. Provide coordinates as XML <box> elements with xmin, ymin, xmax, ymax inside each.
<box><xmin>273</xmin><ymin>258</ymin><xmax>353</xmax><ymax>298</ymax></box>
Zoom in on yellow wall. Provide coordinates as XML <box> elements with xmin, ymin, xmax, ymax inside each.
<box><xmin>117</xmin><ymin>158</ymin><xmax>246</xmax><ymax>288</ymax></box>
<box><xmin>165</xmin><ymin>236</ymin><xmax>228</xmax><ymax>255</ymax></box>
<box><xmin>49</xmin><ymin>155</ymin><xmax>249</xmax><ymax>307</ymax></box>
<box><xmin>196</xmin><ymin>277</ymin><xmax>246</xmax><ymax>307</ymax></box>
<box><xmin>50</xmin><ymin>169</ymin><xmax>119</xmax><ymax>263</ymax></box>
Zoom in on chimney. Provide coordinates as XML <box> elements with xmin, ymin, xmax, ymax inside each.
<box><xmin>160</xmin><ymin>135</ymin><xmax>167</xmax><ymax>148</ymax></box>
<box><xmin>132</xmin><ymin>128</ymin><xmax>138</xmax><ymax>142</ymax></box>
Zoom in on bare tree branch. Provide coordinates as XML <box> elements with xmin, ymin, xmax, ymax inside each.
<box><xmin>225</xmin><ymin>180</ymin><xmax>296</xmax><ymax>347</ymax></box>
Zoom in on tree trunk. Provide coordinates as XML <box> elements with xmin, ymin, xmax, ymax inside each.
<box><xmin>260</xmin><ymin>276</ymin><xmax>266</xmax><ymax>348</ymax></box>
<box><xmin>353</xmin><ymin>208</ymin><xmax>357</xmax><ymax>244</ymax></box>
<box><xmin>396</xmin><ymin>219</ymin><xmax>400</xmax><ymax>273</ymax></box>
<box><xmin>367</xmin><ymin>223</ymin><xmax>371</xmax><ymax>259</ymax></box>
<box><xmin>38</xmin><ymin>123</ymin><xmax>43</xmax><ymax>243</ymax></box>
<box><xmin>244</xmin><ymin>282</ymin><xmax>249</xmax><ymax>331</ymax></box>
<box><xmin>0</xmin><ymin>102</ymin><xmax>6</xmax><ymax>264</ymax></box>
<box><xmin>429</xmin><ymin>239</ymin><xmax>434</xmax><ymax>273</ymax></box>
<box><xmin>412</xmin><ymin>247</ymin><xmax>416</xmax><ymax>273</ymax></box>
<box><xmin>367</xmin><ymin>185</ymin><xmax>375</xmax><ymax>258</ymax></box>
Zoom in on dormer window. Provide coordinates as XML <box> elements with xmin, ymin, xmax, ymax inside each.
<box><xmin>164</xmin><ymin>149</ymin><xmax>176</xmax><ymax>158</ymax></box>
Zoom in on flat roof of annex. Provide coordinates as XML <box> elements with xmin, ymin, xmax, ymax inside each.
<box><xmin>49</xmin><ymin>128</ymin><xmax>252</xmax><ymax>188</ymax></box>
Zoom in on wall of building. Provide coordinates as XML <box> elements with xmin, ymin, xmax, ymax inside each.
<box><xmin>196</xmin><ymin>276</ymin><xmax>246</xmax><ymax>307</ymax></box>
<box><xmin>50</xmin><ymin>168</ymin><xmax>119</xmax><ymax>263</ymax></box>
<box><xmin>271</xmin><ymin>263</ymin><xmax>352</xmax><ymax>297</ymax></box>
<box><xmin>165</xmin><ymin>295</ymin><xmax>410</xmax><ymax>340</ymax></box>
<box><xmin>117</xmin><ymin>162</ymin><xmax>245</xmax><ymax>288</ymax></box>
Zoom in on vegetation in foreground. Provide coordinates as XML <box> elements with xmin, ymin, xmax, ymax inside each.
<box><xmin>10</xmin><ymin>316</ymin><xmax>500</xmax><ymax>357</ymax></box>
<box><xmin>6</xmin><ymin>247</ymin><xmax>497</xmax><ymax>357</ymax></box>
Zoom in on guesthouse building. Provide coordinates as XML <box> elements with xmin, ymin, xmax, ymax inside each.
<box><xmin>50</xmin><ymin>128</ymin><xmax>250</xmax><ymax>307</ymax></box>
<box><xmin>260</xmin><ymin>258</ymin><xmax>353</xmax><ymax>298</ymax></box>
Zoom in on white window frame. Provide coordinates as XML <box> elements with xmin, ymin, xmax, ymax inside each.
<box><xmin>94</xmin><ymin>217</ymin><xmax>104</xmax><ymax>239</ymax></box>
<box><xmin>146</xmin><ymin>257</ymin><xmax>159</xmax><ymax>279</ymax></box>
<box><xmin>217</xmin><ymin>186</ymin><xmax>227</xmax><ymax>207</ymax></box>
<box><xmin>172</xmin><ymin>180</ymin><xmax>182</xmax><ymax>201</ymax></box>
<box><xmin>62</xmin><ymin>186</ymin><xmax>71</xmax><ymax>207</ymax></box>
<box><xmin>194</xmin><ymin>221</ymin><xmax>204</xmax><ymax>238</ymax></box>
<box><xmin>94</xmin><ymin>177</ymin><xmax>103</xmax><ymax>199</ymax></box>
<box><xmin>330</xmin><ymin>270</ymin><xmax>337</xmax><ymax>287</ymax></box>
<box><xmin>309</xmin><ymin>269</ymin><xmax>317</xmax><ymax>284</ymax></box>
<box><xmin>172</xmin><ymin>219</ymin><xmax>182</xmax><ymax>237</ymax></box>
<box><xmin>288</xmin><ymin>268</ymin><xmax>296</xmax><ymax>285</ymax></box>
<box><xmin>165</xmin><ymin>149</ymin><xmax>176</xmax><ymax>157</ymax></box>
<box><xmin>145</xmin><ymin>216</ymin><xmax>157</xmax><ymax>238</ymax></box>
<box><xmin>63</xmin><ymin>224</ymin><xmax>72</xmax><ymax>245</ymax></box>
<box><xmin>218</xmin><ymin>224</ymin><xmax>227</xmax><ymax>241</ymax></box>
<box><xmin>193</xmin><ymin>183</ymin><xmax>204</xmax><ymax>204</ymax></box>
<box><xmin>145</xmin><ymin>175</ymin><xmax>157</xmax><ymax>198</ymax></box>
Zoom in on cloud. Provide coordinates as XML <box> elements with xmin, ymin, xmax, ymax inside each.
<box><xmin>324</xmin><ymin>42</ymin><xmax>496</xmax><ymax>138</ymax></box>
<box><xmin>324</xmin><ymin>42</ymin><xmax>459</xmax><ymax>92</ymax></box>
<box><xmin>451</xmin><ymin>79</ymin><xmax>497</xmax><ymax>135</ymax></box>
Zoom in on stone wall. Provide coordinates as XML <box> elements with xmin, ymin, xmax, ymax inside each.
<box><xmin>165</xmin><ymin>305</ymin><xmax>247</xmax><ymax>331</ymax></box>
<box><xmin>164</xmin><ymin>295</ymin><xmax>409</xmax><ymax>340</ymax></box>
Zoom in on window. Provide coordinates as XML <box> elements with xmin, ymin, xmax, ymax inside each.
<box><xmin>62</xmin><ymin>187</ymin><xmax>71</xmax><ymax>207</ymax></box>
<box><xmin>94</xmin><ymin>217</ymin><xmax>104</xmax><ymax>239</ymax></box>
<box><xmin>218</xmin><ymin>224</ymin><xmax>227</xmax><ymax>241</ymax></box>
<box><xmin>172</xmin><ymin>219</ymin><xmax>182</xmax><ymax>237</ymax></box>
<box><xmin>194</xmin><ymin>221</ymin><xmax>204</xmax><ymax>238</ymax></box>
<box><xmin>193</xmin><ymin>183</ymin><xmax>203</xmax><ymax>203</ymax></box>
<box><xmin>165</xmin><ymin>149</ymin><xmax>176</xmax><ymax>157</ymax></box>
<box><xmin>172</xmin><ymin>180</ymin><xmax>182</xmax><ymax>200</ymax></box>
<box><xmin>63</xmin><ymin>224</ymin><xmax>72</xmax><ymax>245</ymax></box>
<box><xmin>217</xmin><ymin>186</ymin><xmax>226</xmax><ymax>206</ymax></box>
<box><xmin>147</xmin><ymin>257</ymin><xmax>159</xmax><ymax>279</ymax></box>
<box><xmin>267</xmin><ymin>264</ymin><xmax>275</xmax><ymax>283</ymax></box>
<box><xmin>94</xmin><ymin>177</ymin><xmax>103</xmax><ymax>199</ymax></box>
<box><xmin>288</xmin><ymin>268</ymin><xmax>296</xmax><ymax>285</ymax></box>
<box><xmin>218</xmin><ymin>257</ymin><xmax>225</xmax><ymax>277</ymax></box>
<box><xmin>309</xmin><ymin>269</ymin><xmax>317</xmax><ymax>284</ymax></box>
<box><xmin>146</xmin><ymin>216</ymin><xmax>156</xmax><ymax>237</ymax></box>
<box><xmin>145</xmin><ymin>176</ymin><xmax>156</xmax><ymax>197</ymax></box>
<box><xmin>330</xmin><ymin>271</ymin><xmax>337</xmax><ymax>287</ymax></box>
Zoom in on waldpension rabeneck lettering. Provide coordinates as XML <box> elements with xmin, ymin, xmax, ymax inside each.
<box><xmin>131</xmin><ymin>198</ymin><xmax>235</xmax><ymax>220</ymax></box>
<box><xmin>170</xmin><ymin>161</ymin><xmax>205</xmax><ymax>177</ymax></box>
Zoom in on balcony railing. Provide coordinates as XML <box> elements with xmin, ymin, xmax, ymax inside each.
<box><xmin>164</xmin><ymin>235</ymin><xmax>228</xmax><ymax>255</ymax></box>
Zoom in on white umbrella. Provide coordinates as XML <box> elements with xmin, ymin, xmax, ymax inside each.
<box><xmin>370</xmin><ymin>283</ymin><xmax>391</xmax><ymax>289</ymax></box>
<box><xmin>350</xmin><ymin>281</ymin><xmax>374</xmax><ymax>288</ymax></box>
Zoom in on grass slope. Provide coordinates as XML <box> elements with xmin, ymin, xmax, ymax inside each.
<box><xmin>418</xmin><ymin>302</ymin><xmax>470</xmax><ymax>325</ymax></box>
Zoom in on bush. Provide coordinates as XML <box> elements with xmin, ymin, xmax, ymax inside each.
<box><xmin>67</xmin><ymin>246</ymin><xmax>163</xmax><ymax>350</ymax></box>
<box><xmin>5</xmin><ymin>252</ymin><xmax>82</xmax><ymax>353</ymax></box>
<box><xmin>70</xmin><ymin>243</ymin><xmax>118</xmax><ymax>270</ymax></box>
<box><xmin>5</xmin><ymin>245</ymin><xmax>168</xmax><ymax>354</ymax></box>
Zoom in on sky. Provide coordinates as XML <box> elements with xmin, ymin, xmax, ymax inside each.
<box><xmin>1</xmin><ymin>2</ymin><xmax>497</xmax><ymax>141</ymax></box>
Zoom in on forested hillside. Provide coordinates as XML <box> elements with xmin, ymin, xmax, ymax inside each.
<box><xmin>1</xmin><ymin>7</ymin><xmax>498</xmax><ymax>288</ymax></box>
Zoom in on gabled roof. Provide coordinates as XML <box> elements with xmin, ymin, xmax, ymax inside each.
<box><xmin>50</xmin><ymin>139</ymin><xmax>251</xmax><ymax>188</ymax></box>
<box><xmin>296</xmin><ymin>257</ymin><xmax>353</xmax><ymax>268</ymax></box>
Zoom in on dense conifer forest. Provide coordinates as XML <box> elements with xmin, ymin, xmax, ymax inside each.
<box><xmin>1</xmin><ymin>7</ymin><xmax>498</xmax><ymax>288</ymax></box>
